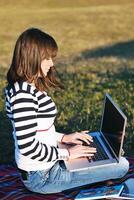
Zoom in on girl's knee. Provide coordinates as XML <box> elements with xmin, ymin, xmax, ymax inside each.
<box><xmin>120</xmin><ymin>157</ymin><xmax>129</xmax><ymax>169</ymax></box>
<box><xmin>118</xmin><ymin>157</ymin><xmax>129</xmax><ymax>177</ymax></box>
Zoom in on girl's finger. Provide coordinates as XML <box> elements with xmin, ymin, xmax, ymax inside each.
<box><xmin>81</xmin><ymin>153</ymin><xmax>95</xmax><ymax>157</ymax></box>
<box><xmin>82</xmin><ymin>148</ymin><xmax>96</xmax><ymax>153</ymax></box>
<box><xmin>79</xmin><ymin>133</ymin><xmax>93</xmax><ymax>143</ymax></box>
<box><xmin>74</xmin><ymin>140</ymin><xmax>83</xmax><ymax>145</ymax></box>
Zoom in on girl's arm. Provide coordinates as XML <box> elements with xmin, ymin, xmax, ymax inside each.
<box><xmin>11</xmin><ymin>91</ymin><xmax>69</xmax><ymax>162</ymax></box>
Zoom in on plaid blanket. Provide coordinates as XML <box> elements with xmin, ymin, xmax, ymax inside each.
<box><xmin>0</xmin><ymin>157</ymin><xmax>134</xmax><ymax>200</ymax></box>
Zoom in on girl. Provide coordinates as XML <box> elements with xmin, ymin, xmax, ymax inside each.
<box><xmin>5</xmin><ymin>28</ymin><xmax>129</xmax><ymax>194</ymax></box>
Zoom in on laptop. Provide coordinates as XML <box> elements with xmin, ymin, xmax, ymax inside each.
<box><xmin>58</xmin><ymin>93</ymin><xmax>127</xmax><ymax>172</ymax></box>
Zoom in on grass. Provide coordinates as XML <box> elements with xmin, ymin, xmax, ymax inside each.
<box><xmin>0</xmin><ymin>0</ymin><xmax>134</xmax><ymax>163</ymax></box>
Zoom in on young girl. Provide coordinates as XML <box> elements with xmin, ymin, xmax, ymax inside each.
<box><xmin>5</xmin><ymin>28</ymin><xmax>129</xmax><ymax>194</ymax></box>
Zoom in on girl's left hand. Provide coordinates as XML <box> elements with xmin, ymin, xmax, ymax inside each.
<box><xmin>61</xmin><ymin>130</ymin><xmax>93</xmax><ymax>145</ymax></box>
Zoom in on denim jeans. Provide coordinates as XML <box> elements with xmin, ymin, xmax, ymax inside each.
<box><xmin>22</xmin><ymin>157</ymin><xmax>129</xmax><ymax>194</ymax></box>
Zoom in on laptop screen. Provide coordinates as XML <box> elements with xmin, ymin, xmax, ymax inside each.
<box><xmin>101</xmin><ymin>94</ymin><xmax>127</xmax><ymax>159</ymax></box>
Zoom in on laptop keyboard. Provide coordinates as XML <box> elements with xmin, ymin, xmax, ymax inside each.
<box><xmin>83</xmin><ymin>136</ymin><xmax>109</xmax><ymax>162</ymax></box>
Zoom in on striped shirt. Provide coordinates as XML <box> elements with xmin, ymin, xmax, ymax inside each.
<box><xmin>5</xmin><ymin>81</ymin><xmax>69</xmax><ymax>171</ymax></box>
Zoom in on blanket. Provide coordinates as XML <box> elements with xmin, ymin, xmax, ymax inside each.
<box><xmin>0</xmin><ymin>157</ymin><xmax>134</xmax><ymax>200</ymax></box>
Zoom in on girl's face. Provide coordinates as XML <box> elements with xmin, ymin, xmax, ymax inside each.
<box><xmin>41</xmin><ymin>58</ymin><xmax>54</xmax><ymax>76</ymax></box>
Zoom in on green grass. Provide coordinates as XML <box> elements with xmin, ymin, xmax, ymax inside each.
<box><xmin>0</xmin><ymin>0</ymin><xmax>134</xmax><ymax>163</ymax></box>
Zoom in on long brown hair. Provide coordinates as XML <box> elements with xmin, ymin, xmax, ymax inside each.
<box><xmin>7</xmin><ymin>28</ymin><xmax>63</xmax><ymax>91</ymax></box>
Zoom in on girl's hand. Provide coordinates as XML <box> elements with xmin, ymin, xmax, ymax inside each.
<box><xmin>62</xmin><ymin>130</ymin><xmax>93</xmax><ymax>145</ymax></box>
<box><xmin>67</xmin><ymin>145</ymin><xmax>96</xmax><ymax>160</ymax></box>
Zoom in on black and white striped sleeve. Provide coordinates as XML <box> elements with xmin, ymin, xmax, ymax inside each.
<box><xmin>11</xmin><ymin>91</ymin><xmax>68</xmax><ymax>162</ymax></box>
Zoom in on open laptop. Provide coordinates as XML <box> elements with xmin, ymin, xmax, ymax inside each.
<box><xmin>59</xmin><ymin>93</ymin><xmax>127</xmax><ymax>171</ymax></box>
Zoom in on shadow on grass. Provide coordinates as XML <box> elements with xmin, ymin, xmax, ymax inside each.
<box><xmin>58</xmin><ymin>67</ymin><xmax>134</xmax><ymax>156</ymax></box>
<box><xmin>0</xmin><ymin>110</ymin><xmax>14</xmax><ymax>164</ymax></box>
<box><xmin>74</xmin><ymin>40</ymin><xmax>134</xmax><ymax>60</ymax></box>
<box><xmin>95</xmin><ymin>68</ymin><xmax>134</xmax><ymax>155</ymax></box>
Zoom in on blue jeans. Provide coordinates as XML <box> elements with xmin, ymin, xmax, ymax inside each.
<box><xmin>22</xmin><ymin>157</ymin><xmax>129</xmax><ymax>194</ymax></box>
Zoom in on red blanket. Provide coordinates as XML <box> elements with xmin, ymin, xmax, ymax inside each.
<box><xmin>0</xmin><ymin>157</ymin><xmax>134</xmax><ymax>200</ymax></box>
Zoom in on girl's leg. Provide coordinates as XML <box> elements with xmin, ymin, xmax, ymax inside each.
<box><xmin>23</xmin><ymin>157</ymin><xmax>129</xmax><ymax>194</ymax></box>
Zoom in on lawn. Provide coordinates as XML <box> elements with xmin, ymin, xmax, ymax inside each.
<box><xmin>0</xmin><ymin>0</ymin><xmax>134</xmax><ymax>163</ymax></box>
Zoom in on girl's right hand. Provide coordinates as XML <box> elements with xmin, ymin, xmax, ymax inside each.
<box><xmin>67</xmin><ymin>145</ymin><xmax>97</xmax><ymax>160</ymax></box>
